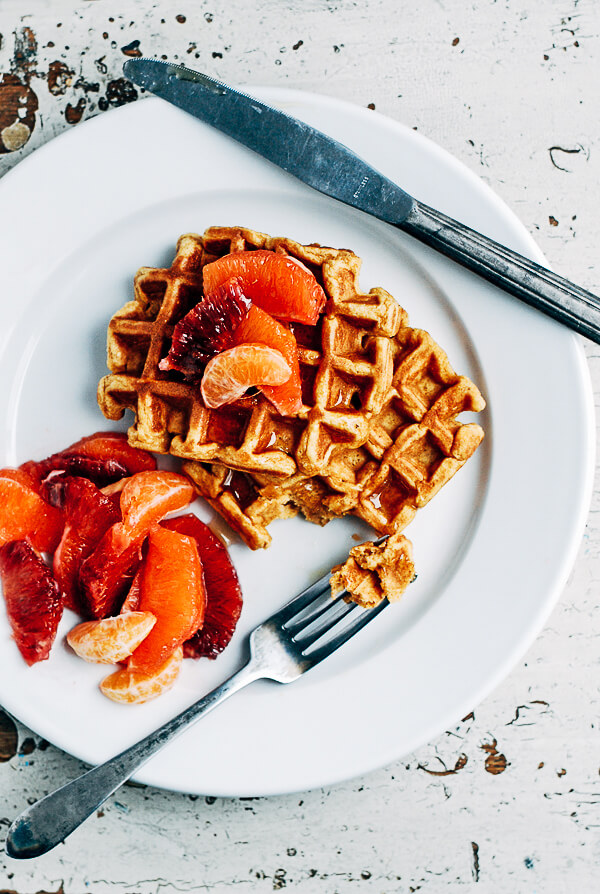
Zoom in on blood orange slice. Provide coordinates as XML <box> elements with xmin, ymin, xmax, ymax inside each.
<box><xmin>0</xmin><ymin>470</ymin><xmax>64</xmax><ymax>553</ymax></box>
<box><xmin>67</xmin><ymin>612</ymin><xmax>156</xmax><ymax>664</ymax></box>
<box><xmin>79</xmin><ymin>471</ymin><xmax>195</xmax><ymax>619</ymax></box>
<box><xmin>78</xmin><ymin>524</ymin><xmax>142</xmax><ymax>620</ymax></box>
<box><xmin>203</xmin><ymin>250</ymin><xmax>326</xmax><ymax>325</ymax></box>
<box><xmin>0</xmin><ymin>540</ymin><xmax>64</xmax><ymax>665</ymax></box>
<box><xmin>128</xmin><ymin>526</ymin><xmax>206</xmax><ymax>674</ymax></box>
<box><xmin>159</xmin><ymin>277</ymin><xmax>251</xmax><ymax>377</ymax></box>
<box><xmin>201</xmin><ymin>344</ymin><xmax>291</xmax><ymax>409</ymax></box>
<box><xmin>120</xmin><ymin>565</ymin><xmax>143</xmax><ymax>614</ymax></box>
<box><xmin>119</xmin><ymin>471</ymin><xmax>195</xmax><ymax>539</ymax></box>
<box><xmin>100</xmin><ymin>646</ymin><xmax>183</xmax><ymax>704</ymax></box>
<box><xmin>161</xmin><ymin>514</ymin><xmax>243</xmax><ymax>659</ymax></box>
<box><xmin>233</xmin><ymin>304</ymin><xmax>302</xmax><ymax>415</ymax></box>
<box><xmin>53</xmin><ymin>476</ymin><xmax>121</xmax><ymax>613</ymax></box>
<box><xmin>20</xmin><ymin>431</ymin><xmax>156</xmax><ymax>490</ymax></box>
<box><xmin>61</xmin><ymin>431</ymin><xmax>157</xmax><ymax>473</ymax></box>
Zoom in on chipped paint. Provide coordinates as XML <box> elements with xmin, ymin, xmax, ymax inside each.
<box><xmin>0</xmin><ymin>709</ymin><xmax>17</xmax><ymax>760</ymax></box>
<box><xmin>0</xmin><ymin>72</ymin><xmax>38</xmax><ymax>153</ymax></box>
<box><xmin>417</xmin><ymin>753</ymin><xmax>468</xmax><ymax>776</ymax></box>
<box><xmin>65</xmin><ymin>96</ymin><xmax>86</xmax><ymax>124</ymax></box>
<box><xmin>47</xmin><ymin>59</ymin><xmax>74</xmax><ymax>96</ymax></box>
<box><xmin>481</xmin><ymin>738</ymin><xmax>509</xmax><ymax>775</ymax></box>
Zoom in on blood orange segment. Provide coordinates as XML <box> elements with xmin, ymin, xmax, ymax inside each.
<box><xmin>20</xmin><ymin>431</ymin><xmax>156</xmax><ymax>490</ymax></box>
<box><xmin>0</xmin><ymin>467</ymin><xmax>39</xmax><ymax>489</ymax></box>
<box><xmin>100</xmin><ymin>646</ymin><xmax>183</xmax><ymax>704</ymax></box>
<box><xmin>200</xmin><ymin>344</ymin><xmax>291</xmax><ymax>409</ymax></box>
<box><xmin>21</xmin><ymin>455</ymin><xmax>129</xmax><ymax>490</ymax></box>
<box><xmin>79</xmin><ymin>523</ymin><xmax>142</xmax><ymax>619</ymax></box>
<box><xmin>0</xmin><ymin>540</ymin><xmax>64</xmax><ymax>665</ymax></box>
<box><xmin>233</xmin><ymin>304</ymin><xmax>302</xmax><ymax>415</ymax></box>
<box><xmin>0</xmin><ymin>470</ymin><xmax>64</xmax><ymax>553</ymax></box>
<box><xmin>120</xmin><ymin>566</ymin><xmax>143</xmax><ymax>614</ymax></box>
<box><xmin>53</xmin><ymin>477</ymin><xmax>121</xmax><ymax>613</ymax></box>
<box><xmin>160</xmin><ymin>277</ymin><xmax>251</xmax><ymax>377</ymax></box>
<box><xmin>60</xmin><ymin>431</ymin><xmax>157</xmax><ymax>472</ymax></box>
<box><xmin>119</xmin><ymin>471</ymin><xmax>195</xmax><ymax>538</ymax></box>
<box><xmin>79</xmin><ymin>471</ymin><xmax>194</xmax><ymax>619</ymax></box>
<box><xmin>161</xmin><ymin>514</ymin><xmax>243</xmax><ymax>659</ymax></box>
<box><xmin>203</xmin><ymin>250</ymin><xmax>326</xmax><ymax>325</ymax></box>
<box><xmin>67</xmin><ymin>612</ymin><xmax>156</xmax><ymax>664</ymax></box>
<box><xmin>128</xmin><ymin>526</ymin><xmax>206</xmax><ymax>674</ymax></box>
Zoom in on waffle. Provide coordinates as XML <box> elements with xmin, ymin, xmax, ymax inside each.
<box><xmin>99</xmin><ymin>227</ymin><xmax>405</xmax><ymax>482</ymax></box>
<box><xmin>330</xmin><ymin>534</ymin><xmax>416</xmax><ymax>608</ymax></box>
<box><xmin>98</xmin><ymin>226</ymin><xmax>486</xmax><ymax>554</ymax></box>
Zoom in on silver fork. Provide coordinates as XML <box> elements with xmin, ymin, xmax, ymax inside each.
<box><xmin>6</xmin><ymin>567</ymin><xmax>388</xmax><ymax>859</ymax></box>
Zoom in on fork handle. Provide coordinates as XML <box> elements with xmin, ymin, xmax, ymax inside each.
<box><xmin>6</xmin><ymin>661</ymin><xmax>263</xmax><ymax>860</ymax></box>
<box><xmin>401</xmin><ymin>200</ymin><xmax>600</xmax><ymax>343</ymax></box>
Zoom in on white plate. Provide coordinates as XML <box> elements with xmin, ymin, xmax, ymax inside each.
<box><xmin>0</xmin><ymin>91</ymin><xmax>594</xmax><ymax>796</ymax></box>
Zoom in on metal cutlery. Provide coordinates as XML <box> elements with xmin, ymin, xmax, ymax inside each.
<box><xmin>6</xmin><ymin>568</ymin><xmax>386</xmax><ymax>859</ymax></box>
<box><xmin>123</xmin><ymin>58</ymin><xmax>600</xmax><ymax>344</ymax></box>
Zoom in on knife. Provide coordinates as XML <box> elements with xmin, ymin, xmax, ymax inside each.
<box><xmin>124</xmin><ymin>58</ymin><xmax>600</xmax><ymax>344</ymax></box>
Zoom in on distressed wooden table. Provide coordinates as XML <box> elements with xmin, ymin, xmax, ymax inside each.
<box><xmin>1</xmin><ymin>1</ymin><xmax>598</xmax><ymax>891</ymax></box>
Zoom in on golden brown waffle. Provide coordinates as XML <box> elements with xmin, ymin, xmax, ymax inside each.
<box><xmin>98</xmin><ymin>227</ymin><xmax>405</xmax><ymax>483</ymax></box>
<box><xmin>98</xmin><ymin>226</ymin><xmax>485</xmax><ymax>553</ymax></box>
<box><xmin>181</xmin><ymin>326</ymin><xmax>485</xmax><ymax>549</ymax></box>
<box><xmin>330</xmin><ymin>534</ymin><xmax>416</xmax><ymax>608</ymax></box>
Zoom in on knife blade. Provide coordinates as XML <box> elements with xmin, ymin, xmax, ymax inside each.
<box><xmin>124</xmin><ymin>58</ymin><xmax>600</xmax><ymax>344</ymax></box>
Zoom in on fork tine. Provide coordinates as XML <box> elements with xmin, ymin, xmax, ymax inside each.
<box><xmin>272</xmin><ymin>536</ymin><xmax>390</xmax><ymax>628</ymax></box>
<box><xmin>303</xmin><ymin>598</ymin><xmax>389</xmax><ymax>664</ymax></box>
<box><xmin>270</xmin><ymin>569</ymin><xmax>332</xmax><ymax>626</ymax></box>
<box><xmin>289</xmin><ymin>597</ymin><xmax>358</xmax><ymax>648</ymax></box>
<box><xmin>272</xmin><ymin>536</ymin><xmax>390</xmax><ymax>627</ymax></box>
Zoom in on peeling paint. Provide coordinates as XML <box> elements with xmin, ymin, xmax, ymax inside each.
<box><xmin>481</xmin><ymin>738</ymin><xmax>509</xmax><ymax>774</ymax></box>
<box><xmin>0</xmin><ymin>72</ymin><xmax>38</xmax><ymax>153</ymax></box>
<box><xmin>0</xmin><ymin>709</ymin><xmax>18</xmax><ymax>761</ymax></box>
<box><xmin>47</xmin><ymin>59</ymin><xmax>74</xmax><ymax>96</ymax></box>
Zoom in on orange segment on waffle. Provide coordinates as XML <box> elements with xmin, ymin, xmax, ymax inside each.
<box><xmin>201</xmin><ymin>344</ymin><xmax>292</xmax><ymax>409</ymax></box>
<box><xmin>233</xmin><ymin>305</ymin><xmax>302</xmax><ymax>415</ymax></box>
<box><xmin>203</xmin><ymin>249</ymin><xmax>326</xmax><ymax>324</ymax></box>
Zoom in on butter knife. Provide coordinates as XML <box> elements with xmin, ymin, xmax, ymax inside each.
<box><xmin>124</xmin><ymin>58</ymin><xmax>600</xmax><ymax>344</ymax></box>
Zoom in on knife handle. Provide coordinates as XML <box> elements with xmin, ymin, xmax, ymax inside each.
<box><xmin>401</xmin><ymin>200</ymin><xmax>600</xmax><ymax>344</ymax></box>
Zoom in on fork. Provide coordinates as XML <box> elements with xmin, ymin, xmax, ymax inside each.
<box><xmin>5</xmin><ymin>565</ymin><xmax>388</xmax><ymax>859</ymax></box>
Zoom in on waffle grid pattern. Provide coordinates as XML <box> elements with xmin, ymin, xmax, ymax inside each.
<box><xmin>98</xmin><ymin>226</ymin><xmax>485</xmax><ymax>551</ymax></box>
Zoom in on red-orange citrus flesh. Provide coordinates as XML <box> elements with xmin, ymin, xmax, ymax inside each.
<box><xmin>119</xmin><ymin>471</ymin><xmax>195</xmax><ymax>537</ymax></box>
<box><xmin>233</xmin><ymin>305</ymin><xmax>302</xmax><ymax>415</ymax></box>
<box><xmin>0</xmin><ymin>470</ymin><xmax>64</xmax><ymax>553</ymax></box>
<box><xmin>128</xmin><ymin>526</ymin><xmax>206</xmax><ymax>674</ymax></box>
<box><xmin>203</xmin><ymin>250</ymin><xmax>326</xmax><ymax>325</ymax></box>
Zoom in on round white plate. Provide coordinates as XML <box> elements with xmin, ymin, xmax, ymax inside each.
<box><xmin>0</xmin><ymin>90</ymin><xmax>594</xmax><ymax>796</ymax></box>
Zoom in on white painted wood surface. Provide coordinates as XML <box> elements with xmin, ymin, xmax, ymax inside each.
<box><xmin>0</xmin><ymin>1</ymin><xmax>598</xmax><ymax>890</ymax></box>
